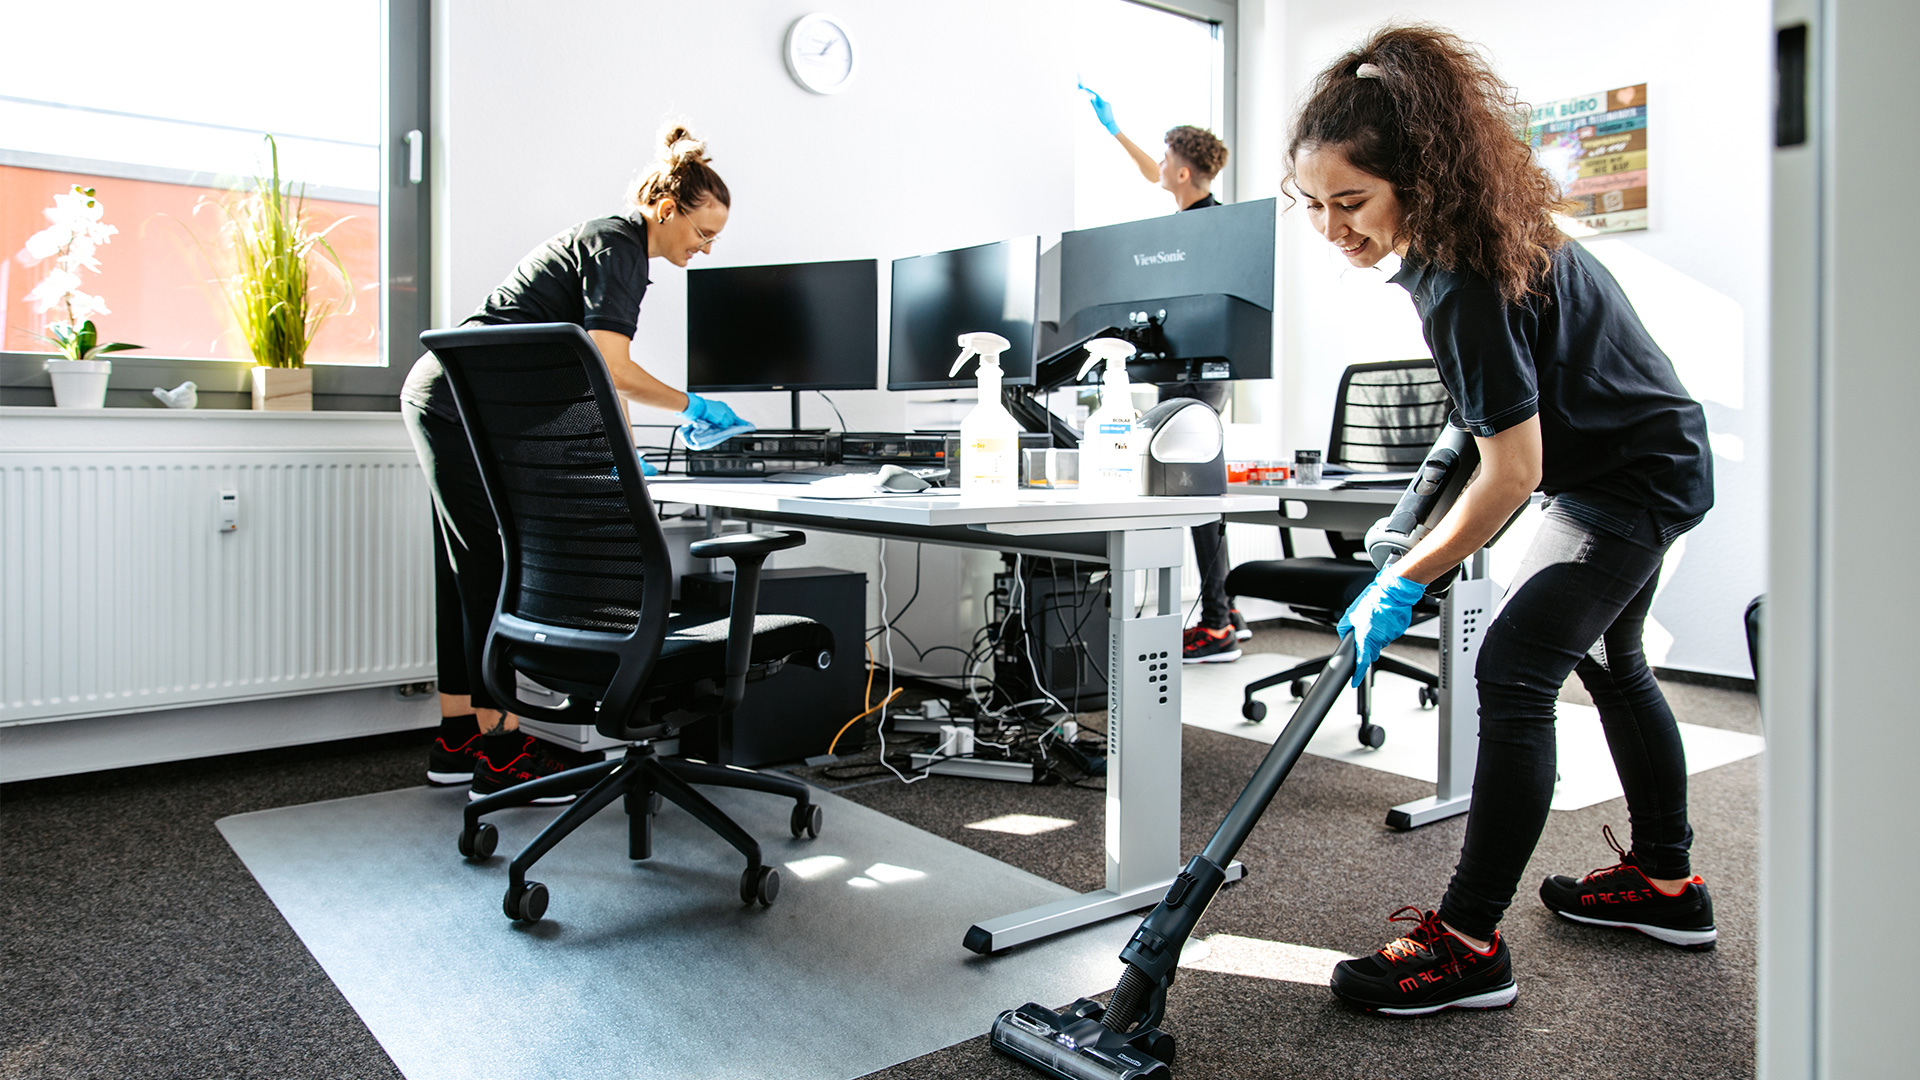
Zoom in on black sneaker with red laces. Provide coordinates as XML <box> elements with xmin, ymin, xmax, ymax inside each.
<box><xmin>1330</xmin><ymin>907</ymin><xmax>1517</xmax><ymax>1016</ymax></box>
<box><xmin>1182</xmin><ymin>623</ymin><xmax>1242</xmax><ymax>664</ymax></box>
<box><xmin>1539</xmin><ymin>825</ymin><xmax>1717</xmax><ymax>950</ymax></box>
<box><xmin>469</xmin><ymin>735</ymin><xmax>604</xmax><ymax>804</ymax></box>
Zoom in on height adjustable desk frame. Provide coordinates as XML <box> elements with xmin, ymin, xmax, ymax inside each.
<box><xmin>1225</xmin><ymin>482</ymin><xmax>1503</xmax><ymax>830</ymax></box>
<box><xmin>654</xmin><ymin>480</ymin><xmax>1269</xmax><ymax>953</ymax></box>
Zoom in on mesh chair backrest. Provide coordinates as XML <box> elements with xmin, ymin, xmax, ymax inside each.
<box><xmin>429</xmin><ymin>325</ymin><xmax>671</xmax><ymax>638</ymax></box>
<box><xmin>1327</xmin><ymin>360</ymin><xmax>1451</xmax><ymax>469</ymax></box>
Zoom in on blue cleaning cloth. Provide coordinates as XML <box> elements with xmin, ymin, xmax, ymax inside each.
<box><xmin>679</xmin><ymin>420</ymin><xmax>757</xmax><ymax>452</ymax></box>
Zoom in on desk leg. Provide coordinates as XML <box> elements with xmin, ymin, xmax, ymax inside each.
<box><xmin>964</xmin><ymin>527</ymin><xmax>1222</xmax><ymax>954</ymax></box>
<box><xmin>1387</xmin><ymin>575</ymin><xmax>1499</xmax><ymax>830</ymax></box>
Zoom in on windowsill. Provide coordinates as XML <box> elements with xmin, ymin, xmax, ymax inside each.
<box><xmin>0</xmin><ymin>351</ymin><xmax>406</xmax><ymax>410</ymax></box>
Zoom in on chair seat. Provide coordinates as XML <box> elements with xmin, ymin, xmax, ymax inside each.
<box><xmin>1227</xmin><ymin>557</ymin><xmax>1376</xmax><ymax>618</ymax></box>
<box><xmin>650</xmin><ymin>608</ymin><xmax>832</xmax><ymax>690</ymax></box>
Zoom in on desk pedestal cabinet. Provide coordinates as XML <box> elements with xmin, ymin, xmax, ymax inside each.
<box><xmin>678</xmin><ymin>566</ymin><xmax>867</xmax><ymax>767</ymax></box>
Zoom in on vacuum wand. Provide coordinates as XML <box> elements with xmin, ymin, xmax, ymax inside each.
<box><xmin>990</xmin><ymin>420</ymin><xmax>1481</xmax><ymax>1080</ymax></box>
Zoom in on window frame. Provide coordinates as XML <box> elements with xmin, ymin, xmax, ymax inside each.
<box><xmin>1124</xmin><ymin>0</ymin><xmax>1237</xmax><ymax>205</ymax></box>
<box><xmin>0</xmin><ymin>0</ymin><xmax>431</xmax><ymax>411</ymax></box>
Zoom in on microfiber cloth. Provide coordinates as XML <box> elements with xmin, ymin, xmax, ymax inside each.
<box><xmin>679</xmin><ymin>420</ymin><xmax>757</xmax><ymax>452</ymax></box>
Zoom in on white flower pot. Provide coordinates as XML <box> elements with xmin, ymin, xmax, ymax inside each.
<box><xmin>46</xmin><ymin>359</ymin><xmax>111</xmax><ymax>408</ymax></box>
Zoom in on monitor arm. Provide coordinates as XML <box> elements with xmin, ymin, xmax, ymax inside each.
<box><xmin>1002</xmin><ymin>318</ymin><xmax>1170</xmax><ymax>447</ymax></box>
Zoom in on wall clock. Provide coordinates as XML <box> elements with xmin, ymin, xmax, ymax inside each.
<box><xmin>784</xmin><ymin>13</ymin><xmax>857</xmax><ymax>95</ymax></box>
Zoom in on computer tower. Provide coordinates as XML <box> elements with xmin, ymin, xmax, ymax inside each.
<box><xmin>993</xmin><ymin>566</ymin><xmax>1109</xmax><ymax>713</ymax></box>
<box><xmin>676</xmin><ymin>566</ymin><xmax>867</xmax><ymax>767</ymax></box>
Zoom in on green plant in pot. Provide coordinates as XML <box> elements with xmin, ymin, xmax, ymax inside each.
<box><xmin>207</xmin><ymin>135</ymin><xmax>351</xmax><ymax>411</ymax></box>
<box><xmin>23</xmin><ymin>185</ymin><xmax>142</xmax><ymax>408</ymax></box>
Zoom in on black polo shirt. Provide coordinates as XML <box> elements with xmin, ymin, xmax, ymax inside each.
<box><xmin>1389</xmin><ymin>240</ymin><xmax>1712</xmax><ymax>542</ymax></box>
<box><xmin>1181</xmin><ymin>192</ymin><xmax>1219</xmax><ymax>211</ymax></box>
<box><xmin>402</xmin><ymin>212</ymin><xmax>652</xmax><ymax>422</ymax></box>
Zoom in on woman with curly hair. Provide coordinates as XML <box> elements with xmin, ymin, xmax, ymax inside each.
<box><xmin>1286</xmin><ymin>27</ymin><xmax>1716</xmax><ymax>1016</ymax></box>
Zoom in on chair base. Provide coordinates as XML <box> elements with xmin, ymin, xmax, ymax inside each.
<box><xmin>1241</xmin><ymin>650</ymin><xmax>1439</xmax><ymax>749</ymax></box>
<box><xmin>460</xmin><ymin>743</ymin><xmax>819</xmax><ymax>923</ymax></box>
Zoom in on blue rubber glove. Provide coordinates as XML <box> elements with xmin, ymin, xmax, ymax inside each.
<box><xmin>1336</xmin><ymin>570</ymin><xmax>1427</xmax><ymax>688</ymax></box>
<box><xmin>1080</xmin><ymin>83</ymin><xmax>1120</xmax><ymax>136</ymax></box>
<box><xmin>678</xmin><ymin>391</ymin><xmax>740</xmax><ymax>429</ymax></box>
<box><xmin>639</xmin><ymin>458</ymin><xmax>659</xmax><ymax>477</ymax></box>
<box><xmin>677</xmin><ymin>392</ymin><xmax>755</xmax><ymax>451</ymax></box>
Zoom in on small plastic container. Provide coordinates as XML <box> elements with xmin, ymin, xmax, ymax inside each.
<box><xmin>1247</xmin><ymin>461</ymin><xmax>1290</xmax><ymax>484</ymax></box>
<box><xmin>1226</xmin><ymin>460</ymin><xmax>1252</xmax><ymax>484</ymax></box>
<box><xmin>1292</xmin><ymin>450</ymin><xmax>1323</xmax><ymax>485</ymax></box>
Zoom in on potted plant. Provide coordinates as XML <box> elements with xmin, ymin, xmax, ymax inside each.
<box><xmin>23</xmin><ymin>186</ymin><xmax>141</xmax><ymax>408</ymax></box>
<box><xmin>207</xmin><ymin>135</ymin><xmax>351</xmax><ymax>410</ymax></box>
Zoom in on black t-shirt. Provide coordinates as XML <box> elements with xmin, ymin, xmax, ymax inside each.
<box><xmin>1181</xmin><ymin>192</ymin><xmax>1219</xmax><ymax>211</ymax></box>
<box><xmin>402</xmin><ymin>212</ymin><xmax>652</xmax><ymax>422</ymax></box>
<box><xmin>1389</xmin><ymin>240</ymin><xmax>1712</xmax><ymax>542</ymax></box>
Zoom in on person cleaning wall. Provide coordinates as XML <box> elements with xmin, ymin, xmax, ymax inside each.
<box><xmin>1082</xmin><ymin>84</ymin><xmax>1245</xmax><ymax>663</ymax></box>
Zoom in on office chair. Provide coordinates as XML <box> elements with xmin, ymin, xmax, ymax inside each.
<box><xmin>1225</xmin><ymin>360</ymin><xmax>1451</xmax><ymax>748</ymax></box>
<box><xmin>423</xmin><ymin>323</ymin><xmax>834</xmax><ymax>925</ymax></box>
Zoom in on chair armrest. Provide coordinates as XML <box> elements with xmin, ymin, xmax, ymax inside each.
<box><xmin>690</xmin><ymin>530</ymin><xmax>807</xmax><ymax>714</ymax></box>
<box><xmin>689</xmin><ymin>530</ymin><xmax>806</xmax><ymax>561</ymax></box>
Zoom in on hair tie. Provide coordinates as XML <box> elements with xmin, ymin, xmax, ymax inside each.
<box><xmin>1356</xmin><ymin>62</ymin><xmax>1384</xmax><ymax>79</ymax></box>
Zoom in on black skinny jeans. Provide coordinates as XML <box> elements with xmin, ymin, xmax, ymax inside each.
<box><xmin>1437</xmin><ymin>500</ymin><xmax>1693</xmax><ymax>941</ymax></box>
<box><xmin>402</xmin><ymin>400</ymin><xmax>506</xmax><ymax>712</ymax></box>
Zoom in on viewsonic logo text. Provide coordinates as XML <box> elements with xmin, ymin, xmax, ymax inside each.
<box><xmin>1132</xmin><ymin>250</ymin><xmax>1187</xmax><ymax>266</ymax></box>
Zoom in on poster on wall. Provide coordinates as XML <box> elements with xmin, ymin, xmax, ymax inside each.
<box><xmin>1527</xmin><ymin>83</ymin><xmax>1648</xmax><ymax>235</ymax></box>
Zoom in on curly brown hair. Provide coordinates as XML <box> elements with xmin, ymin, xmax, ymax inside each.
<box><xmin>1165</xmin><ymin>125</ymin><xmax>1229</xmax><ymax>179</ymax></box>
<box><xmin>1285</xmin><ymin>25</ymin><xmax>1564</xmax><ymax>304</ymax></box>
<box><xmin>627</xmin><ymin>123</ymin><xmax>731</xmax><ymax>212</ymax></box>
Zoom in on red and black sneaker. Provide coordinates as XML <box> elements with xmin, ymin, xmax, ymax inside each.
<box><xmin>1182</xmin><ymin>623</ymin><xmax>1242</xmax><ymax>664</ymax></box>
<box><xmin>469</xmin><ymin>736</ymin><xmax>604</xmax><ymax>804</ymax></box>
<box><xmin>1539</xmin><ymin>825</ymin><xmax>1717</xmax><ymax>950</ymax></box>
<box><xmin>1229</xmin><ymin>607</ymin><xmax>1253</xmax><ymax>641</ymax></box>
<box><xmin>1330</xmin><ymin>907</ymin><xmax>1517</xmax><ymax>1016</ymax></box>
<box><xmin>426</xmin><ymin>715</ymin><xmax>486</xmax><ymax>786</ymax></box>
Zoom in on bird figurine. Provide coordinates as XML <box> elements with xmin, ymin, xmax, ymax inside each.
<box><xmin>152</xmin><ymin>381</ymin><xmax>197</xmax><ymax>409</ymax></box>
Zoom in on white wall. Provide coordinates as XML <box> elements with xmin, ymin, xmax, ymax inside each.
<box><xmin>1237</xmin><ymin>0</ymin><xmax>1771</xmax><ymax>678</ymax></box>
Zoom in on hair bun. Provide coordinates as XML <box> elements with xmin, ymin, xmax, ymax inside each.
<box><xmin>659</xmin><ymin>123</ymin><xmax>708</xmax><ymax>166</ymax></box>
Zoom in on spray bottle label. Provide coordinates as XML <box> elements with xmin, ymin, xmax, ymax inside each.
<box><xmin>964</xmin><ymin>436</ymin><xmax>1016</xmax><ymax>489</ymax></box>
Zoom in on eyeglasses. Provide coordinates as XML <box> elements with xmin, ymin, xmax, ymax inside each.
<box><xmin>692</xmin><ymin>222</ymin><xmax>720</xmax><ymax>249</ymax></box>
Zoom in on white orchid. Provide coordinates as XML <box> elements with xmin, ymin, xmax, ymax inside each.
<box><xmin>19</xmin><ymin>185</ymin><xmax>140</xmax><ymax>362</ymax></box>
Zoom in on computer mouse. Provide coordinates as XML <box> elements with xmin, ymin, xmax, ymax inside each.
<box><xmin>876</xmin><ymin>464</ymin><xmax>931</xmax><ymax>492</ymax></box>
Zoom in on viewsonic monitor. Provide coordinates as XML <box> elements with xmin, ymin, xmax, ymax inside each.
<box><xmin>1053</xmin><ymin>198</ymin><xmax>1276</xmax><ymax>382</ymax></box>
<box><xmin>888</xmin><ymin>236</ymin><xmax>1039</xmax><ymax>390</ymax></box>
<box><xmin>686</xmin><ymin>258</ymin><xmax>879</xmax><ymax>392</ymax></box>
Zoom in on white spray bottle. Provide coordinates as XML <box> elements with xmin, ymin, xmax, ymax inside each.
<box><xmin>1078</xmin><ymin>338</ymin><xmax>1143</xmax><ymax>496</ymax></box>
<box><xmin>949</xmin><ymin>332</ymin><xmax>1020</xmax><ymax>493</ymax></box>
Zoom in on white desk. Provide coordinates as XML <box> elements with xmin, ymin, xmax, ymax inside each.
<box><xmin>1223</xmin><ymin>480</ymin><xmax>1499</xmax><ymax>829</ymax></box>
<box><xmin>651</xmin><ymin>479</ymin><xmax>1271</xmax><ymax>952</ymax></box>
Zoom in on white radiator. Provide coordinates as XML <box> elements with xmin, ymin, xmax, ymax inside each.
<box><xmin>1</xmin><ymin>448</ymin><xmax>435</xmax><ymax>726</ymax></box>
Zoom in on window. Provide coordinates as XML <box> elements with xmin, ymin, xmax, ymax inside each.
<box><xmin>1073</xmin><ymin>0</ymin><xmax>1232</xmax><ymax>230</ymax></box>
<box><xmin>1</xmin><ymin>0</ymin><xmax>427</xmax><ymax>388</ymax></box>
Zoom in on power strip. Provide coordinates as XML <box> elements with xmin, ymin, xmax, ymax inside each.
<box><xmin>907</xmin><ymin>754</ymin><xmax>1037</xmax><ymax>783</ymax></box>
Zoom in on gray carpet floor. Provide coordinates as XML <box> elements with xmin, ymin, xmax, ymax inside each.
<box><xmin>0</xmin><ymin>624</ymin><xmax>1760</xmax><ymax>1080</ymax></box>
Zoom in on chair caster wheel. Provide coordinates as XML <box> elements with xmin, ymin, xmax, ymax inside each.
<box><xmin>1290</xmin><ymin>679</ymin><xmax>1310</xmax><ymax>699</ymax></box>
<box><xmin>1359</xmin><ymin>723</ymin><xmax>1386</xmax><ymax>750</ymax></box>
<box><xmin>1242</xmin><ymin>699</ymin><xmax>1267</xmax><ymax>722</ymax></box>
<box><xmin>458</xmin><ymin>822</ymin><xmax>498</xmax><ymax>859</ymax></box>
<box><xmin>504</xmin><ymin>880</ymin><xmax>548</xmax><ymax>923</ymax></box>
<box><xmin>1418</xmin><ymin>686</ymin><xmax>1439</xmax><ymax>709</ymax></box>
<box><xmin>741</xmin><ymin>866</ymin><xmax>781</xmax><ymax>906</ymax></box>
<box><xmin>791</xmin><ymin>803</ymin><xmax>823</xmax><ymax>839</ymax></box>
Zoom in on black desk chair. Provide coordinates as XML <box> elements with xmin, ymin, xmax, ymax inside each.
<box><xmin>1226</xmin><ymin>360</ymin><xmax>1450</xmax><ymax>748</ymax></box>
<box><xmin>424</xmin><ymin>323</ymin><xmax>834</xmax><ymax>925</ymax></box>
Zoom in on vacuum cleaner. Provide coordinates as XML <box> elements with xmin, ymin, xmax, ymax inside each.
<box><xmin>990</xmin><ymin>423</ymin><xmax>1481</xmax><ymax>1080</ymax></box>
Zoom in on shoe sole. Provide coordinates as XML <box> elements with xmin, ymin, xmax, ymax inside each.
<box><xmin>1183</xmin><ymin>648</ymin><xmax>1243</xmax><ymax>664</ymax></box>
<box><xmin>426</xmin><ymin>769</ymin><xmax>473</xmax><ymax>785</ymax></box>
<box><xmin>1235</xmin><ymin>629</ymin><xmax>1253</xmax><ymax>641</ymax></box>
<box><xmin>468</xmin><ymin>788</ymin><xmax>577</xmax><ymax>805</ymax></box>
<box><xmin>1550</xmin><ymin>908</ymin><xmax>1717</xmax><ymax>949</ymax></box>
<box><xmin>1341</xmin><ymin>982</ymin><xmax>1518</xmax><ymax>1016</ymax></box>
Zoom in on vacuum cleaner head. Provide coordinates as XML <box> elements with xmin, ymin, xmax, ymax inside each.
<box><xmin>990</xmin><ymin>1000</ymin><xmax>1173</xmax><ymax>1080</ymax></box>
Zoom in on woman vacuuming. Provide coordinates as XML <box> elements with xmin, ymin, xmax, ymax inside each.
<box><xmin>1285</xmin><ymin>27</ymin><xmax>1716</xmax><ymax>1015</ymax></box>
<box><xmin>401</xmin><ymin>123</ymin><xmax>748</xmax><ymax>803</ymax></box>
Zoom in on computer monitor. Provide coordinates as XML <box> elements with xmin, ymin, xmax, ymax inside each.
<box><xmin>1051</xmin><ymin>198</ymin><xmax>1276</xmax><ymax>383</ymax></box>
<box><xmin>887</xmin><ymin>236</ymin><xmax>1039</xmax><ymax>391</ymax></box>
<box><xmin>686</xmin><ymin>258</ymin><xmax>879</xmax><ymax>393</ymax></box>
